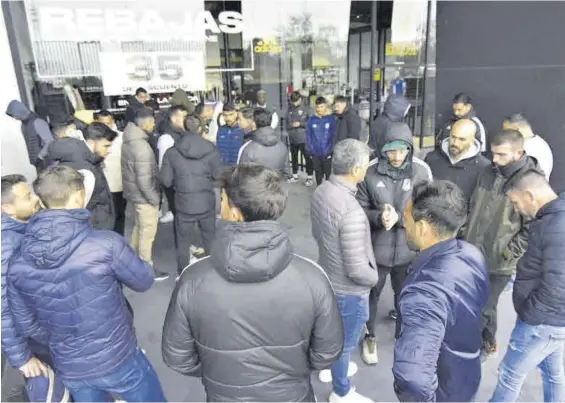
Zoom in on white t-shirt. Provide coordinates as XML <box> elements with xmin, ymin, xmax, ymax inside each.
<box><xmin>524</xmin><ymin>135</ymin><xmax>553</xmax><ymax>180</ymax></box>
<box><xmin>157</xmin><ymin>134</ymin><xmax>175</xmax><ymax>169</ymax></box>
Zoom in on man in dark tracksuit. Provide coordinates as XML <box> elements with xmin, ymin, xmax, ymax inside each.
<box><xmin>463</xmin><ymin>129</ymin><xmax>539</xmax><ymax>361</ymax></box>
<box><xmin>368</xmin><ymin>95</ymin><xmax>410</xmax><ymax>158</ymax></box>
<box><xmin>160</xmin><ymin>116</ymin><xmax>222</xmax><ymax>275</ymax></box>
<box><xmin>334</xmin><ymin>95</ymin><xmax>362</xmax><ymax>143</ymax></box>
<box><xmin>286</xmin><ymin>91</ymin><xmax>313</xmax><ymax>184</ymax></box>
<box><xmin>356</xmin><ymin>121</ymin><xmax>432</xmax><ymax>365</ymax></box>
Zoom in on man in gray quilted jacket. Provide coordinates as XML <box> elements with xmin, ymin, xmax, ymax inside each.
<box><xmin>311</xmin><ymin>139</ymin><xmax>379</xmax><ymax>403</ymax></box>
<box><xmin>122</xmin><ymin>108</ymin><xmax>169</xmax><ymax>281</ymax></box>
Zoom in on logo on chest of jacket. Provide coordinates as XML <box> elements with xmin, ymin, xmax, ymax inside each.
<box><xmin>402</xmin><ymin>179</ymin><xmax>411</xmax><ymax>191</ymax></box>
<box><xmin>325</xmin><ymin>123</ymin><xmax>330</xmax><ymax>129</ymax></box>
<box><xmin>377</xmin><ymin>181</ymin><xmax>386</xmax><ymax>188</ymax></box>
<box><xmin>313</xmin><ymin>124</ymin><xmax>318</xmax><ymax>128</ymax></box>
<box><xmin>298</xmin><ymin>110</ymin><xmax>303</xmax><ymax>116</ymax></box>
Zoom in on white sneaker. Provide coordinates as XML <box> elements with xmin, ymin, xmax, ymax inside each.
<box><xmin>287</xmin><ymin>176</ymin><xmax>299</xmax><ymax>183</ymax></box>
<box><xmin>319</xmin><ymin>362</ymin><xmax>358</xmax><ymax>383</ymax></box>
<box><xmin>305</xmin><ymin>177</ymin><xmax>314</xmax><ymax>187</ymax></box>
<box><xmin>329</xmin><ymin>388</ymin><xmax>374</xmax><ymax>403</ymax></box>
<box><xmin>361</xmin><ymin>337</ymin><xmax>378</xmax><ymax>365</ymax></box>
<box><xmin>159</xmin><ymin>211</ymin><xmax>174</xmax><ymax>223</ymax></box>
<box><xmin>190</xmin><ymin>245</ymin><xmax>205</xmax><ymax>256</ymax></box>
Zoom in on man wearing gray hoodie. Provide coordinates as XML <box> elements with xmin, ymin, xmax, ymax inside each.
<box><xmin>368</xmin><ymin>95</ymin><xmax>411</xmax><ymax>158</ymax></box>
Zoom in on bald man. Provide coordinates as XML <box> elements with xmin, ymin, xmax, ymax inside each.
<box><xmin>425</xmin><ymin>119</ymin><xmax>490</xmax><ymax>200</ymax></box>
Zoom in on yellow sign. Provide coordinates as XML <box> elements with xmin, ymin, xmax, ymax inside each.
<box><xmin>386</xmin><ymin>43</ymin><xmax>418</xmax><ymax>57</ymax></box>
<box><xmin>373</xmin><ymin>68</ymin><xmax>381</xmax><ymax>82</ymax></box>
<box><xmin>255</xmin><ymin>39</ymin><xmax>282</xmax><ymax>54</ymax></box>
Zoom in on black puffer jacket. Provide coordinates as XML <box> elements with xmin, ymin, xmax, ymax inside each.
<box><xmin>514</xmin><ymin>194</ymin><xmax>565</xmax><ymax>326</ymax></box>
<box><xmin>335</xmin><ymin>106</ymin><xmax>362</xmax><ymax>144</ymax></box>
<box><xmin>124</xmin><ymin>96</ymin><xmax>146</xmax><ymax>124</ymax></box>
<box><xmin>369</xmin><ymin>95</ymin><xmax>410</xmax><ymax>155</ymax></box>
<box><xmin>47</xmin><ymin>138</ymin><xmax>115</xmax><ymax>230</ymax></box>
<box><xmin>425</xmin><ymin>138</ymin><xmax>491</xmax><ymax>201</ymax></box>
<box><xmin>285</xmin><ymin>102</ymin><xmax>310</xmax><ymax>145</ymax></box>
<box><xmin>238</xmin><ymin>127</ymin><xmax>288</xmax><ymax>173</ymax></box>
<box><xmin>357</xmin><ymin>122</ymin><xmax>433</xmax><ymax>268</ymax></box>
<box><xmin>160</xmin><ymin>133</ymin><xmax>222</xmax><ymax>217</ymax></box>
<box><xmin>162</xmin><ymin>220</ymin><xmax>344</xmax><ymax>402</ymax></box>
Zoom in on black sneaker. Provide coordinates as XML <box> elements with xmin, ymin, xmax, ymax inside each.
<box><xmin>153</xmin><ymin>270</ymin><xmax>170</xmax><ymax>281</ymax></box>
<box><xmin>388</xmin><ymin>309</ymin><xmax>398</xmax><ymax>320</ymax></box>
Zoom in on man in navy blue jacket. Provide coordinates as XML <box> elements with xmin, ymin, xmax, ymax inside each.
<box><xmin>7</xmin><ymin>166</ymin><xmax>166</xmax><ymax>402</ymax></box>
<box><xmin>491</xmin><ymin>171</ymin><xmax>565</xmax><ymax>402</ymax></box>
<box><xmin>393</xmin><ymin>180</ymin><xmax>489</xmax><ymax>402</ymax></box>
<box><xmin>1</xmin><ymin>174</ymin><xmax>46</xmax><ymax>379</ymax></box>
<box><xmin>306</xmin><ymin>96</ymin><xmax>336</xmax><ymax>186</ymax></box>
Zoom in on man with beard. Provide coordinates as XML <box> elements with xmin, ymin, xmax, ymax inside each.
<box><xmin>436</xmin><ymin>93</ymin><xmax>487</xmax><ymax>151</ymax></box>
<box><xmin>463</xmin><ymin>129</ymin><xmax>540</xmax><ymax>362</ymax></box>
<box><xmin>393</xmin><ymin>180</ymin><xmax>488</xmax><ymax>402</ymax></box>
<box><xmin>255</xmin><ymin>89</ymin><xmax>279</xmax><ymax>129</ymax></box>
<box><xmin>356</xmin><ymin>121</ymin><xmax>432</xmax><ymax>365</ymax></box>
<box><xmin>425</xmin><ymin>119</ymin><xmax>490</xmax><ymax>201</ymax></box>
<box><xmin>237</xmin><ymin>109</ymin><xmax>288</xmax><ymax>174</ymax></box>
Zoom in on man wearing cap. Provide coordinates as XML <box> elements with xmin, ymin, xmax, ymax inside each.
<box><xmin>356</xmin><ymin>121</ymin><xmax>433</xmax><ymax>365</ymax></box>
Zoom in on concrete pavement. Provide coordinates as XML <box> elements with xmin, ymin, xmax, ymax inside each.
<box><xmin>2</xmin><ymin>181</ymin><xmax>546</xmax><ymax>401</ymax></box>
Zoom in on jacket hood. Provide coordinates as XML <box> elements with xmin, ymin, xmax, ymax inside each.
<box><xmin>171</xmin><ymin>89</ymin><xmax>193</xmax><ymax>111</ymax></box>
<box><xmin>48</xmin><ymin>137</ymin><xmax>102</xmax><ymax>166</ymax></box>
<box><xmin>440</xmin><ymin>138</ymin><xmax>481</xmax><ymax>165</ymax></box>
<box><xmin>128</xmin><ymin>95</ymin><xmax>145</xmax><ymax>109</ymax></box>
<box><xmin>383</xmin><ymin>95</ymin><xmax>410</xmax><ymax>122</ymax></box>
<box><xmin>538</xmin><ymin>193</ymin><xmax>565</xmax><ymax>219</ymax></box>
<box><xmin>21</xmin><ymin>209</ymin><xmax>91</xmax><ymax>270</ymax></box>
<box><xmin>123</xmin><ymin>122</ymin><xmax>148</xmax><ymax>143</ymax></box>
<box><xmin>211</xmin><ymin>220</ymin><xmax>293</xmax><ymax>283</ymax></box>
<box><xmin>1</xmin><ymin>213</ymin><xmax>26</xmax><ymax>235</ymax></box>
<box><xmin>378</xmin><ymin>121</ymin><xmax>413</xmax><ymax>152</ymax></box>
<box><xmin>251</xmin><ymin>126</ymin><xmax>279</xmax><ymax>147</ymax></box>
<box><xmin>6</xmin><ymin>100</ymin><xmax>32</xmax><ymax>121</ymax></box>
<box><xmin>176</xmin><ymin>132</ymin><xmax>216</xmax><ymax>160</ymax></box>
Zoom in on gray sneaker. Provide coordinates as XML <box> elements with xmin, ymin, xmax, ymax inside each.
<box><xmin>361</xmin><ymin>337</ymin><xmax>378</xmax><ymax>365</ymax></box>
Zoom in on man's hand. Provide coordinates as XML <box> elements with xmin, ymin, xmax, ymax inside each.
<box><xmin>292</xmin><ymin>122</ymin><xmax>301</xmax><ymax>128</ymax></box>
<box><xmin>382</xmin><ymin>204</ymin><xmax>399</xmax><ymax>231</ymax></box>
<box><xmin>19</xmin><ymin>357</ymin><xmax>48</xmax><ymax>378</ymax></box>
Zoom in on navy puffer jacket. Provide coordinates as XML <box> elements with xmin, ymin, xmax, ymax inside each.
<box><xmin>393</xmin><ymin>239</ymin><xmax>489</xmax><ymax>402</ymax></box>
<box><xmin>7</xmin><ymin>209</ymin><xmax>154</xmax><ymax>380</ymax></box>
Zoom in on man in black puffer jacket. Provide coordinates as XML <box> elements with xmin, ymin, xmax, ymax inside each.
<box><xmin>334</xmin><ymin>95</ymin><xmax>362</xmax><ymax>143</ymax></box>
<box><xmin>162</xmin><ymin>164</ymin><xmax>344</xmax><ymax>402</ymax></box>
<box><xmin>160</xmin><ymin>116</ymin><xmax>222</xmax><ymax>275</ymax></box>
<box><xmin>356</xmin><ymin>121</ymin><xmax>432</xmax><ymax>364</ymax></box>
<box><xmin>490</xmin><ymin>171</ymin><xmax>565</xmax><ymax>401</ymax></box>
<box><xmin>368</xmin><ymin>94</ymin><xmax>411</xmax><ymax>157</ymax></box>
<box><xmin>237</xmin><ymin>109</ymin><xmax>288</xmax><ymax>174</ymax></box>
<box><xmin>47</xmin><ymin>122</ymin><xmax>117</xmax><ymax>230</ymax></box>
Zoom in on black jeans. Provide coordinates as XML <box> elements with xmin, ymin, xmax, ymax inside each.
<box><xmin>112</xmin><ymin>192</ymin><xmax>126</xmax><ymax>236</ymax></box>
<box><xmin>163</xmin><ymin>187</ymin><xmax>176</xmax><ymax>215</ymax></box>
<box><xmin>366</xmin><ymin>264</ymin><xmax>410</xmax><ymax>340</ymax></box>
<box><xmin>290</xmin><ymin>143</ymin><xmax>313</xmax><ymax>176</ymax></box>
<box><xmin>175</xmin><ymin>212</ymin><xmax>216</xmax><ymax>274</ymax></box>
<box><xmin>482</xmin><ymin>273</ymin><xmax>512</xmax><ymax>345</ymax></box>
<box><xmin>311</xmin><ymin>154</ymin><xmax>332</xmax><ymax>185</ymax></box>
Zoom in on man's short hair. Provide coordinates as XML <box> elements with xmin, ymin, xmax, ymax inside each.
<box><xmin>184</xmin><ymin>115</ymin><xmax>202</xmax><ymax>133</ymax></box>
<box><xmin>134</xmin><ymin>108</ymin><xmax>154</xmax><ymax>126</ymax></box>
<box><xmin>84</xmin><ymin>122</ymin><xmax>117</xmax><ymax>142</ymax></box>
<box><xmin>257</xmin><ymin>89</ymin><xmax>266</xmax><ymax>96</ymax></box>
<box><xmin>93</xmin><ymin>110</ymin><xmax>112</xmax><ymax>121</ymax></box>
<box><xmin>223</xmin><ymin>103</ymin><xmax>236</xmax><ymax>112</ymax></box>
<box><xmin>135</xmin><ymin>87</ymin><xmax>147</xmax><ymax>96</ymax></box>
<box><xmin>411</xmin><ymin>180</ymin><xmax>468</xmax><ymax>238</ymax></box>
<box><xmin>33</xmin><ymin>165</ymin><xmax>85</xmax><ymax>209</ymax></box>
<box><xmin>168</xmin><ymin>105</ymin><xmax>188</xmax><ymax>121</ymax></box>
<box><xmin>334</xmin><ymin>95</ymin><xmax>348</xmax><ymax>104</ymax></box>
<box><xmin>52</xmin><ymin>121</ymin><xmax>75</xmax><ymax>138</ymax></box>
<box><xmin>240</xmin><ymin>107</ymin><xmax>254</xmax><ymax>121</ymax></box>
<box><xmin>290</xmin><ymin>91</ymin><xmax>302</xmax><ymax>103</ymax></box>
<box><xmin>507</xmin><ymin>169</ymin><xmax>549</xmax><ymax>193</ymax></box>
<box><xmin>452</xmin><ymin>93</ymin><xmax>472</xmax><ymax>105</ymax></box>
<box><xmin>194</xmin><ymin>103</ymin><xmax>205</xmax><ymax>116</ymax></box>
<box><xmin>332</xmin><ymin>139</ymin><xmax>371</xmax><ymax>175</ymax></box>
<box><xmin>219</xmin><ymin>164</ymin><xmax>287</xmax><ymax>222</ymax></box>
<box><xmin>504</xmin><ymin>113</ymin><xmax>531</xmax><ymax>129</ymax></box>
<box><xmin>491</xmin><ymin>129</ymin><xmax>524</xmax><ymax>149</ymax></box>
<box><xmin>253</xmin><ymin>109</ymin><xmax>271</xmax><ymax>129</ymax></box>
<box><xmin>1</xmin><ymin>174</ymin><xmax>27</xmax><ymax>205</ymax></box>
<box><xmin>315</xmin><ymin>97</ymin><xmax>327</xmax><ymax>106</ymax></box>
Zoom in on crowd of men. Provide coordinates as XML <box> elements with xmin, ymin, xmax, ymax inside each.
<box><xmin>1</xmin><ymin>87</ymin><xmax>564</xmax><ymax>403</ymax></box>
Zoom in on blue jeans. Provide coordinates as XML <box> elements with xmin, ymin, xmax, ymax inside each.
<box><xmin>490</xmin><ymin>319</ymin><xmax>565</xmax><ymax>402</ymax></box>
<box><xmin>331</xmin><ymin>294</ymin><xmax>369</xmax><ymax>397</ymax></box>
<box><xmin>62</xmin><ymin>348</ymin><xmax>167</xmax><ymax>402</ymax></box>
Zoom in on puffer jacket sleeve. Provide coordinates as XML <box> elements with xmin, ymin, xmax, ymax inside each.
<box><xmin>2</xmin><ymin>255</ymin><xmax>31</xmax><ymax>368</ymax></box>
<box><xmin>133</xmin><ymin>141</ymin><xmax>160</xmax><ymax>206</ymax></box>
<box><xmin>339</xmin><ymin>209</ymin><xmax>379</xmax><ymax>287</ymax></box>
<box><xmin>160</xmin><ymin>149</ymin><xmax>174</xmax><ymax>189</ymax></box>
<box><xmin>356</xmin><ymin>179</ymin><xmax>384</xmax><ymax>229</ymax></box>
<box><xmin>7</xmin><ymin>276</ymin><xmax>48</xmax><ymax>347</ymax></box>
<box><xmin>393</xmin><ymin>280</ymin><xmax>449</xmax><ymax>402</ymax></box>
<box><xmin>208</xmin><ymin>149</ymin><xmax>223</xmax><ymax>182</ymax></box>
<box><xmin>347</xmin><ymin>111</ymin><xmax>362</xmax><ymax>140</ymax></box>
<box><xmin>308</xmin><ymin>269</ymin><xmax>344</xmax><ymax>369</ymax></box>
<box><xmin>162</xmin><ymin>275</ymin><xmax>201</xmax><ymax>377</ymax></box>
<box><xmin>111</xmin><ymin>234</ymin><xmax>154</xmax><ymax>292</ymax></box>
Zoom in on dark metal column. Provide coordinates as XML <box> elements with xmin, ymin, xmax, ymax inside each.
<box><xmin>419</xmin><ymin>0</ymin><xmax>432</xmax><ymax>150</ymax></box>
<box><xmin>369</xmin><ymin>0</ymin><xmax>378</xmax><ymax>136</ymax></box>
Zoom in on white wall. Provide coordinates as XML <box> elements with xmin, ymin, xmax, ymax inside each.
<box><xmin>0</xmin><ymin>6</ymin><xmax>36</xmax><ymax>182</ymax></box>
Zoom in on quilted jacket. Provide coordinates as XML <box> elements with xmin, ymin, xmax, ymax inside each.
<box><xmin>1</xmin><ymin>214</ymin><xmax>33</xmax><ymax>368</ymax></box>
<box><xmin>122</xmin><ymin>122</ymin><xmax>161</xmax><ymax>206</ymax></box>
<box><xmin>7</xmin><ymin>209</ymin><xmax>155</xmax><ymax>380</ymax></box>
